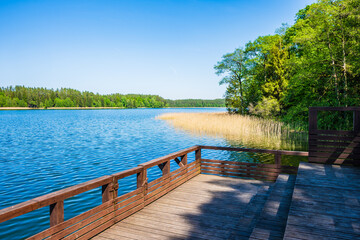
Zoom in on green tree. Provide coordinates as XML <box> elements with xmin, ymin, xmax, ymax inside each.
<box><xmin>214</xmin><ymin>48</ymin><xmax>247</xmax><ymax>113</ymax></box>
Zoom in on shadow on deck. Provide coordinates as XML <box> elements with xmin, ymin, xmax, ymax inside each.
<box><xmin>93</xmin><ymin>173</ymin><xmax>296</xmax><ymax>240</ymax></box>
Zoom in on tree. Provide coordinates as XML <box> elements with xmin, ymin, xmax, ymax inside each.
<box><xmin>215</xmin><ymin>48</ymin><xmax>247</xmax><ymax>114</ymax></box>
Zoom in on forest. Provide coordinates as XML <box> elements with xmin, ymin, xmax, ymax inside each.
<box><xmin>215</xmin><ymin>0</ymin><xmax>360</xmax><ymax>129</ymax></box>
<box><xmin>0</xmin><ymin>86</ymin><xmax>225</xmax><ymax>108</ymax></box>
<box><xmin>166</xmin><ymin>99</ymin><xmax>225</xmax><ymax>107</ymax></box>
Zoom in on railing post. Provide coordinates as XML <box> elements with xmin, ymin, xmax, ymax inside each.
<box><xmin>309</xmin><ymin>108</ymin><xmax>318</xmax><ymax>131</ymax></box>
<box><xmin>162</xmin><ymin>160</ymin><xmax>170</xmax><ymax>176</ymax></box>
<box><xmin>181</xmin><ymin>154</ymin><xmax>188</xmax><ymax>166</ymax></box>
<box><xmin>102</xmin><ymin>178</ymin><xmax>117</xmax><ymax>203</ymax></box>
<box><xmin>354</xmin><ymin>110</ymin><xmax>360</xmax><ymax>133</ymax></box>
<box><xmin>137</xmin><ymin>166</ymin><xmax>147</xmax><ymax>189</ymax></box>
<box><xmin>49</xmin><ymin>201</ymin><xmax>64</xmax><ymax>227</ymax></box>
<box><xmin>275</xmin><ymin>151</ymin><xmax>281</xmax><ymax>168</ymax></box>
<box><xmin>195</xmin><ymin>148</ymin><xmax>201</xmax><ymax>163</ymax></box>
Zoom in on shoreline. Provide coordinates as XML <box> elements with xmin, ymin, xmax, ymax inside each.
<box><xmin>0</xmin><ymin>107</ymin><xmax>225</xmax><ymax>110</ymax></box>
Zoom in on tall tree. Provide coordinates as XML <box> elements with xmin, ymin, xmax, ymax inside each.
<box><xmin>214</xmin><ymin>48</ymin><xmax>247</xmax><ymax>114</ymax></box>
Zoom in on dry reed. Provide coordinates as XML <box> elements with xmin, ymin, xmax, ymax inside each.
<box><xmin>157</xmin><ymin>112</ymin><xmax>306</xmax><ymax>150</ymax></box>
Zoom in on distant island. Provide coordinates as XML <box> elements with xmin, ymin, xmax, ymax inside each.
<box><xmin>0</xmin><ymin>86</ymin><xmax>225</xmax><ymax>109</ymax></box>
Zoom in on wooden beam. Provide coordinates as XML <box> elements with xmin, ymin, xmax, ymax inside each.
<box><xmin>275</xmin><ymin>151</ymin><xmax>282</xmax><ymax>167</ymax></box>
<box><xmin>50</xmin><ymin>201</ymin><xmax>64</xmax><ymax>227</ymax></box>
<box><xmin>309</xmin><ymin>108</ymin><xmax>317</xmax><ymax>132</ymax></box>
<box><xmin>137</xmin><ymin>167</ymin><xmax>147</xmax><ymax>189</ymax></box>
<box><xmin>162</xmin><ymin>161</ymin><xmax>170</xmax><ymax>176</ymax></box>
<box><xmin>181</xmin><ymin>154</ymin><xmax>188</xmax><ymax>166</ymax></box>
<box><xmin>195</xmin><ymin>149</ymin><xmax>201</xmax><ymax>162</ymax></box>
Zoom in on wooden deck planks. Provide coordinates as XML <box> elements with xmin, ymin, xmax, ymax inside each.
<box><xmin>284</xmin><ymin>162</ymin><xmax>360</xmax><ymax>240</ymax></box>
<box><xmin>93</xmin><ymin>174</ymin><xmax>273</xmax><ymax>240</ymax></box>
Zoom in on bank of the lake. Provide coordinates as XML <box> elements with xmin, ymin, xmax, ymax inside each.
<box><xmin>158</xmin><ymin>112</ymin><xmax>307</xmax><ymax>151</ymax></box>
<box><xmin>0</xmin><ymin>106</ymin><xmax>225</xmax><ymax>110</ymax></box>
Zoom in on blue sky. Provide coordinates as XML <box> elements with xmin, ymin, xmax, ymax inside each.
<box><xmin>0</xmin><ymin>0</ymin><xmax>315</xmax><ymax>99</ymax></box>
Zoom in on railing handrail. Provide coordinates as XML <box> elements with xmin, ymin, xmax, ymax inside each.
<box><xmin>199</xmin><ymin>145</ymin><xmax>309</xmax><ymax>156</ymax></box>
<box><xmin>138</xmin><ymin>145</ymin><xmax>200</xmax><ymax>169</ymax></box>
<box><xmin>0</xmin><ymin>145</ymin><xmax>309</xmax><ymax>239</ymax></box>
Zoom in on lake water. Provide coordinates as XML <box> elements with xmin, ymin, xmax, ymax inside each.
<box><xmin>0</xmin><ymin>108</ymin><xmax>305</xmax><ymax>239</ymax></box>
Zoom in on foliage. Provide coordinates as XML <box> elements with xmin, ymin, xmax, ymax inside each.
<box><xmin>166</xmin><ymin>99</ymin><xmax>225</xmax><ymax>107</ymax></box>
<box><xmin>0</xmin><ymin>86</ymin><xmax>225</xmax><ymax>109</ymax></box>
<box><xmin>0</xmin><ymin>86</ymin><xmax>168</xmax><ymax>108</ymax></box>
<box><xmin>215</xmin><ymin>0</ymin><xmax>360</xmax><ymax>129</ymax></box>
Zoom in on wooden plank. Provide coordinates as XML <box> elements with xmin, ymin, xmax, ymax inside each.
<box><xmin>201</xmin><ymin>159</ymin><xmax>278</xmax><ymax>168</ymax></box>
<box><xmin>136</xmin><ymin>167</ymin><xmax>147</xmax><ymax>188</ymax></box>
<box><xmin>96</xmin><ymin>230</ymin><xmax>142</xmax><ymax>240</ymax></box>
<box><xmin>310</xmin><ymin>130</ymin><xmax>356</xmax><ymax>135</ymax></box>
<box><xmin>115</xmin><ymin>192</ymin><xmax>144</xmax><ymax>211</ymax></box>
<box><xmin>112</xmin><ymin>224</ymin><xmax>192</xmax><ymax>240</ymax></box>
<box><xmin>114</xmin><ymin>199</ymin><xmax>145</xmax><ymax>222</ymax></box>
<box><xmin>149</xmin><ymin>160</ymin><xmax>196</xmax><ymax>187</ymax></box>
<box><xmin>35</xmin><ymin>176</ymin><xmax>113</xmax><ymax>210</ymax></box>
<box><xmin>309</xmin><ymin>140</ymin><xmax>360</xmax><ymax>148</ymax></box>
<box><xmin>201</xmin><ymin>166</ymin><xmax>281</xmax><ymax>175</ymax></box>
<box><xmin>308</xmin><ymin>146</ymin><xmax>359</xmax><ymax>153</ymax></box>
<box><xmin>77</xmin><ymin>220</ymin><xmax>116</xmax><ymax>240</ymax></box>
<box><xmin>161</xmin><ymin>160</ymin><xmax>170</xmax><ymax>176</ymax></box>
<box><xmin>181</xmin><ymin>154</ymin><xmax>188</xmax><ymax>165</ymax></box>
<box><xmin>354</xmin><ymin>110</ymin><xmax>360</xmax><ymax>133</ymax></box>
<box><xmin>200</xmin><ymin>162</ymin><xmax>280</xmax><ymax>171</ymax></box>
<box><xmin>284</xmin><ymin>162</ymin><xmax>360</xmax><ymax>239</ymax></box>
<box><xmin>195</xmin><ymin>148</ymin><xmax>201</xmax><ymax>161</ymax></box>
<box><xmin>145</xmin><ymin>165</ymin><xmax>200</xmax><ymax>201</ymax></box>
<box><xmin>28</xmin><ymin>201</ymin><xmax>114</xmax><ymax>240</ymax></box>
<box><xmin>309</xmin><ymin>151</ymin><xmax>359</xmax><ymax>159</ymax></box>
<box><xmin>144</xmin><ymin>169</ymin><xmax>200</xmax><ymax>205</ymax></box>
<box><xmin>201</xmin><ymin>170</ymin><xmax>277</xmax><ymax>181</ymax></box>
<box><xmin>147</xmin><ymin>165</ymin><xmax>194</xmax><ymax>193</ymax></box>
<box><xmin>50</xmin><ymin>201</ymin><xmax>64</xmax><ymax>227</ymax></box>
<box><xmin>138</xmin><ymin>146</ymin><xmax>199</xmax><ymax>169</ymax></box>
<box><xmin>47</xmin><ymin>191</ymin><xmax>143</xmax><ymax>239</ymax></box>
<box><xmin>65</xmin><ymin>198</ymin><xmax>144</xmax><ymax>240</ymax></box>
<box><xmin>51</xmin><ymin>202</ymin><xmax>115</xmax><ymax>240</ymax></box>
<box><xmin>201</xmin><ymin>169</ymin><xmax>279</xmax><ymax>179</ymax></box>
<box><xmin>309</xmin><ymin>135</ymin><xmax>360</xmax><ymax>142</ymax></box>
<box><xmin>0</xmin><ymin>175</ymin><xmax>113</xmax><ymax>223</ymax></box>
<box><xmin>120</xmin><ymin>217</ymin><xmax>223</xmax><ymax>240</ymax></box>
<box><xmin>199</xmin><ymin>145</ymin><xmax>278</xmax><ymax>154</ymax></box>
<box><xmin>275</xmin><ymin>151</ymin><xmax>281</xmax><ymax>167</ymax></box>
<box><xmin>102</xmin><ymin>183</ymin><xmax>113</xmax><ymax>203</ymax></box>
<box><xmin>0</xmin><ymin>200</ymin><xmax>39</xmax><ymax>224</ymax></box>
<box><xmin>308</xmin><ymin>157</ymin><xmax>358</xmax><ymax>164</ymax></box>
<box><xmin>111</xmin><ymin>167</ymin><xmax>143</xmax><ymax>180</ymax></box>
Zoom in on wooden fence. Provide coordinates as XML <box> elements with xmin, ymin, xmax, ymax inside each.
<box><xmin>0</xmin><ymin>145</ymin><xmax>308</xmax><ymax>239</ymax></box>
<box><xmin>309</xmin><ymin>107</ymin><xmax>360</xmax><ymax>165</ymax></box>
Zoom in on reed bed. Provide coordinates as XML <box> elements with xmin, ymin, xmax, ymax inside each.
<box><xmin>157</xmin><ymin>112</ymin><xmax>307</xmax><ymax>150</ymax></box>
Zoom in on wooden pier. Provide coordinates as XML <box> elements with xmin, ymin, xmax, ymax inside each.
<box><xmin>0</xmin><ymin>106</ymin><xmax>359</xmax><ymax>239</ymax></box>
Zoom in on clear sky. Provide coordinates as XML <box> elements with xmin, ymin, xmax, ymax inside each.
<box><xmin>0</xmin><ymin>0</ymin><xmax>316</xmax><ymax>99</ymax></box>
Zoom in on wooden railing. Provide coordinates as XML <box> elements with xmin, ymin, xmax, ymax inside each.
<box><xmin>309</xmin><ymin>107</ymin><xmax>360</xmax><ymax>165</ymax></box>
<box><xmin>199</xmin><ymin>146</ymin><xmax>308</xmax><ymax>181</ymax></box>
<box><xmin>0</xmin><ymin>145</ymin><xmax>308</xmax><ymax>239</ymax></box>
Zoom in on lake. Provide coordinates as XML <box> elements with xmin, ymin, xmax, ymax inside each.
<box><xmin>0</xmin><ymin>108</ymin><xmax>305</xmax><ymax>239</ymax></box>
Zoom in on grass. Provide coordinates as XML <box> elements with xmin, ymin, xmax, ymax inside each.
<box><xmin>157</xmin><ymin>112</ymin><xmax>307</xmax><ymax>150</ymax></box>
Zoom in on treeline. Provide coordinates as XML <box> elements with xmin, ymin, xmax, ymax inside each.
<box><xmin>167</xmin><ymin>99</ymin><xmax>225</xmax><ymax>107</ymax></box>
<box><xmin>215</xmin><ymin>0</ymin><xmax>360</xmax><ymax>129</ymax></box>
<box><xmin>0</xmin><ymin>86</ymin><xmax>167</xmax><ymax>108</ymax></box>
<box><xmin>0</xmin><ymin>86</ymin><xmax>225</xmax><ymax>108</ymax></box>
